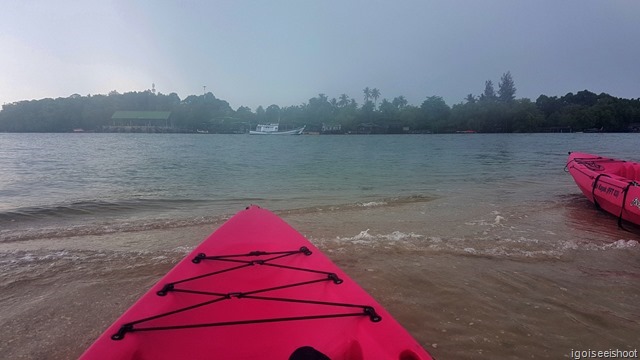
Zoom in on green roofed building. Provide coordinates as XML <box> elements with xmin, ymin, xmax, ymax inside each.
<box><xmin>106</xmin><ymin>111</ymin><xmax>173</xmax><ymax>132</ymax></box>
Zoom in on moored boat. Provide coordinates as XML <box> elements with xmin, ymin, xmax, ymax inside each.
<box><xmin>566</xmin><ymin>152</ymin><xmax>640</xmax><ymax>227</ymax></box>
<box><xmin>80</xmin><ymin>205</ymin><xmax>433</xmax><ymax>360</ymax></box>
<box><xmin>250</xmin><ymin>123</ymin><xmax>305</xmax><ymax>135</ymax></box>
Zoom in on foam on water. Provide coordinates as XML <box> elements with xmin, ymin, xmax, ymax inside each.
<box><xmin>358</xmin><ymin>201</ymin><xmax>388</xmax><ymax>207</ymax></box>
<box><xmin>0</xmin><ymin>248</ymin><xmax>189</xmax><ymax>279</ymax></box>
<box><xmin>465</xmin><ymin>211</ymin><xmax>506</xmax><ymax>227</ymax></box>
<box><xmin>313</xmin><ymin>225</ymin><xmax>640</xmax><ymax>260</ymax></box>
<box><xmin>332</xmin><ymin>229</ymin><xmax>424</xmax><ymax>245</ymax></box>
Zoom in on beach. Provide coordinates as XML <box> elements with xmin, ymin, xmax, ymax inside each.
<box><xmin>1</xmin><ymin>133</ymin><xmax>639</xmax><ymax>359</ymax></box>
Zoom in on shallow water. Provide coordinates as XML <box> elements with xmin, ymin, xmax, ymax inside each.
<box><xmin>0</xmin><ymin>133</ymin><xmax>639</xmax><ymax>359</ymax></box>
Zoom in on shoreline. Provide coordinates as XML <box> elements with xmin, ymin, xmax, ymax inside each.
<box><xmin>1</xmin><ymin>204</ymin><xmax>639</xmax><ymax>359</ymax></box>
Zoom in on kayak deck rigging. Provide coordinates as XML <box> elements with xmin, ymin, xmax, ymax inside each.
<box><xmin>566</xmin><ymin>152</ymin><xmax>640</xmax><ymax>230</ymax></box>
<box><xmin>111</xmin><ymin>247</ymin><xmax>381</xmax><ymax>341</ymax></box>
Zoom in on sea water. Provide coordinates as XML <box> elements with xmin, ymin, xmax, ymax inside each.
<box><xmin>0</xmin><ymin>133</ymin><xmax>638</xmax><ymax>359</ymax></box>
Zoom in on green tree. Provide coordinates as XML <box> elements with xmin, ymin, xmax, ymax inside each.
<box><xmin>265</xmin><ymin>104</ymin><xmax>281</xmax><ymax>123</ymax></box>
<box><xmin>235</xmin><ymin>106</ymin><xmax>255</xmax><ymax>133</ymax></box>
<box><xmin>370</xmin><ymin>88</ymin><xmax>381</xmax><ymax>107</ymax></box>
<box><xmin>281</xmin><ymin>105</ymin><xmax>306</xmax><ymax>129</ymax></box>
<box><xmin>378</xmin><ymin>99</ymin><xmax>396</xmax><ymax>122</ymax></box>
<box><xmin>338</xmin><ymin>94</ymin><xmax>350</xmax><ymax>107</ymax></box>
<box><xmin>255</xmin><ymin>106</ymin><xmax>266</xmax><ymax>124</ymax></box>
<box><xmin>304</xmin><ymin>93</ymin><xmax>334</xmax><ymax>131</ymax></box>
<box><xmin>363</xmin><ymin>87</ymin><xmax>371</xmax><ymax>103</ymax></box>
<box><xmin>392</xmin><ymin>96</ymin><xmax>408</xmax><ymax>110</ymax></box>
<box><xmin>465</xmin><ymin>94</ymin><xmax>477</xmax><ymax>104</ymax></box>
<box><xmin>335</xmin><ymin>99</ymin><xmax>359</xmax><ymax>131</ymax></box>
<box><xmin>498</xmin><ymin>71</ymin><xmax>516</xmax><ymax>102</ymax></box>
<box><xmin>480</xmin><ymin>80</ymin><xmax>497</xmax><ymax>102</ymax></box>
<box><xmin>420</xmin><ymin>96</ymin><xmax>451</xmax><ymax>132</ymax></box>
<box><xmin>4</xmin><ymin>85</ymin><xmax>640</xmax><ymax>134</ymax></box>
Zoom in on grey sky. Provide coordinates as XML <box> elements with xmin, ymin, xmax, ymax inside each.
<box><xmin>1</xmin><ymin>0</ymin><xmax>638</xmax><ymax>110</ymax></box>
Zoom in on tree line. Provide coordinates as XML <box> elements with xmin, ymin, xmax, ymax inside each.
<box><xmin>1</xmin><ymin>72</ymin><xmax>639</xmax><ymax>133</ymax></box>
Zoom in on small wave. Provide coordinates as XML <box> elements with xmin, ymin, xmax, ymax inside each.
<box><xmin>1</xmin><ymin>195</ymin><xmax>433</xmax><ymax>227</ymax></box>
<box><xmin>311</xmin><ymin>229</ymin><xmax>426</xmax><ymax>249</ymax></box>
<box><xmin>0</xmin><ymin>195</ymin><xmax>436</xmax><ymax>243</ymax></box>
<box><xmin>0</xmin><ymin>248</ymin><xmax>188</xmax><ymax>288</ymax></box>
<box><xmin>314</xmin><ymin>228</ymin><xmax>640</xmax><ymax>260</ymax></box>
<box><xmin>276</xmin><ymin>194</ymin><xmax>437</xmax><ymax>216</ymax></box>
<box><xmin>0</xmin><ymin>198</ymin><xmax>212</xmax><ymax>223</ymax></box>
<box><xmin>334</xmin><ymin>229</ymin><xmax>424</xmax><ymax>244</ymax></box>
<box><xmin>359</xmin><ymin>201</ymin><xmax>388</xmax><ymax>207</ymax></box>
<box><xmin>0</xmin><ymin>247</ymin><xmax>194</xmax><ymax>267</ymax></box>
<box><xmin>0</xmin><ymin>214</ymin><xmax>229</xmax><ymax>243</ymax></box>
<box><xmin>607</xmin><ymin>239</ymin><xmax>639</xmax><ymax>249</ymax></box>
<box><xmin>465</xmin><ymin>211</ymin><xmax>506</xmax><ymax>227</ymax></box>
<box><xmin>579</xmin><ymin>239</ymin><xmax>639</xmax><ymax>251</ymax></box>
<box><xmin>455</xmin><ymin>245</ymin><xmax>566</xmax><ymax>259</ymax></box>
<box><xmin>0</xmin><ymin>250</ymin><xmax>75</xmax><ymax>264</ymax></box>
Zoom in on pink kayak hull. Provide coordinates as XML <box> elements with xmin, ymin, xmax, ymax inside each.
<box><xmin>80</xmin><ymin>205</ymin><xmax>433</xmax><ymax>360</ymax></box>
<box><xmin>567</xmin><ymin>152</ymin><xmax>640</xmax><ymax>226</ymax></box>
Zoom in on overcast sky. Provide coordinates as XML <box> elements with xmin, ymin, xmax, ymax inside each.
<box><xmin>1</xmin><ymin>0</ymin><xmax>638</xmax><ymax>110</ymax></box>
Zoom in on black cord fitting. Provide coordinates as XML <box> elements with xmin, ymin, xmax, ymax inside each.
<box><xmin>192</xmin><ymin>253</ymin><xmax>207</xmax><ymax>264</ymax></box>
<box><xmin>111</xmin><ymin>324</ymin><xmax>133</xmax><ymax>341</ymax></box>
<box><xmin>364</xmin><ymin>307</ymin><xmax>382</xmax><ymax>322</ymax></box>
<box><xmin>328</xmin><ymin>273</ymin><xmax>343</xmax><ymax>284</ymax></box>
<box><xmin>228</xmin><ymin>292</ymin><xmax>244</xmax><ymax>299</ymax></box>
<box><xmin>157</xmin><ymin>283</ymin><xmax>174</xmax><ymax>296</ymax></box>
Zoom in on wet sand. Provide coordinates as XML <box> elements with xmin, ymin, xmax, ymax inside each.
<box><xmin>1</xmin><ymin>201</ymin><xmax>639</xmax><ymax>359</ymax></box>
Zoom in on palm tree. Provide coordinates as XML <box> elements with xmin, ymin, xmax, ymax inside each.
<box><xmin>392</xmin><ymin>96</ymin><xmax>408</xmax><ymax>109</ymax></box>
<box><xmin>338</xmin><ymin>94</ymin><xmax>349</xmax><ymax>107</ymax></box>
<box><xmin>363</xmin><ymin>87</ymin><xmax>371</xmax><ymax>103</ymax></box>
<box><xmin>371</xmin><ymin>88</ymin><xmax>381</xmax><ymax>106</ymax></box>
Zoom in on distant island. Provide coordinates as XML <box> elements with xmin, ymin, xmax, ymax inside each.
<box><xmin>1</xmin><ymin>72</ymin><xmax>639</xmax><ymax>134</ymax></box>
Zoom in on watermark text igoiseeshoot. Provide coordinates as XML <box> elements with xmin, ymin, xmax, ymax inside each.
<box><xmin>570</xmin><ymin>349</ymin><xmax>638</xmax><ymax>359</ymax></box>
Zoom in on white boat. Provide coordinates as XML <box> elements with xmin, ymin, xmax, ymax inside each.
<box><xmin>249</xmin><ymin>124</ymin><xmax>305</xmax><ymax>135</ymax></box>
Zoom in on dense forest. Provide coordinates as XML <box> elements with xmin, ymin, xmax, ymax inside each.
<box><xmin>1</xmin><ymin>72</ymin><xmax>639</xmax><ymax>133</ymax></box>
